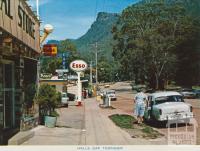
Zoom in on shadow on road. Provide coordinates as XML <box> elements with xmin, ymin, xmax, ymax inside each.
<box><xmin>144</xmin><ymin>120</ymin><xmax>190</xmax><ymax>129</ymax></box>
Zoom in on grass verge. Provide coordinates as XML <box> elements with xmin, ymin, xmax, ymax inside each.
<box><xmin>109</xmin><ymin>114</ymin><xmax>163</xmax><ymax>139</ymax></box>
<box><xmin>109</xmin><ymin>114</ymin><xmax>136</xmax><ymax>129</ymax></box>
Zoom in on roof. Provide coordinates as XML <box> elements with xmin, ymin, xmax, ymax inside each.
<box><xmin>149</xmin><ymin>91</ymin><xmax>182</xmax><ymax>98</ymax></box>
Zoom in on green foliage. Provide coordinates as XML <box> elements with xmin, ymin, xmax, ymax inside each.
<box><xmin>109</xmin><ymin>114</ymin><xmax>136</xmax><ymax>129</ymax></box>
<box><xmin>112</xmin><ymin>0</ymin><xmax>200</xmax><ymax>88</ymax></box>
<box><xmin>73</xmin><ymin>12</ymin><xmax>119</xmax><ymax>62</ymax></box>
<box><xmin>98</xmin><ymin>58</ymin><xmax>119</xmax><ymax>82</ymax></box>
<box><xmin>36</xmin><ymin>84</ymin><xmax>61</xmax><ymax>115</ymax></box>
<box><xmin>40</xmin><ymin>39</ymin><xmax>81</xmax><ymax>74</ymax></box>
<box><xmin>109</xmin><ymin>114</ymin><xmax>163</xmax><ymax>139</ymax></box>
<box><xmin>49</xmin><ymin>110</ymin><xmax>59</xmax><ymax>117</ymax></box>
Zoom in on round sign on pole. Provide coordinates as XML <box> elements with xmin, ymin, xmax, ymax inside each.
<box><xmin>69</xmin><ymin>60</ymin><xmax>88</xmax><ymax>106</ymax></box>
<box><xmin>70</xmin><ymin>60</ymin><xmax>88</xmax><ymax>72</ymax></box>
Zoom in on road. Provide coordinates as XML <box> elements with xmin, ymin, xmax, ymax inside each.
<box><xmin>109</xmin><ymin>82</ymin><xmax>200</xmax><ymax>145</ymax></box>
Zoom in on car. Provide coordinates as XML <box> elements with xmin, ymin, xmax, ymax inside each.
<box><xmin>144</xmin><ymin>91</ymin><xmax>193</xmax><ymax>122</ymax></box>
<box><xmin>61</xmin><ymin>92</ymin><xmax>69</xmax><ymax>107</ymax></box>
<box><xmin>179</xmin><ymin>88</ymin><xmax>196</xmax><ymax>99</ymax></box>
<box><xmin>192</xmin><ymin>89</ymin><xmax>200</xmax><ymax>98</ymax></box>
<box><xmin>132</xmin><ymin>84</ymin><xmax>147</xmax><ymax>92</ymax></box>
<box><xmin>105</xmin><ymin>90</ymin><xmax>117</xmax><ymax>101</ymax></box>
<box><xmin>104</xmin><ymin>84</ymin><xmax>110</xmax><ymax>88</ymax></box>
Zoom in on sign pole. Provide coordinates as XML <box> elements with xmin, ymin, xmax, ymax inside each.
<box><xmin>77</xmin><ymin>72</ymin><xmax>82</xmax><ymax>106</ymax></box>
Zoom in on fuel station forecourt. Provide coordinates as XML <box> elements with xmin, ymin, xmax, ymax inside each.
<box><xmin>70</xmin><ymin>60</ymin><xmax>88</xmax><ymax>106</ymax></box>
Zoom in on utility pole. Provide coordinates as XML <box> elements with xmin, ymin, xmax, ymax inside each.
<box><xmin>95</xmin><ymin>42</ymin><xmax>98</xmax><ymax>85</ymax></box>
<box><xmin>90</xmin><ymin>61</ymin><xmax>93</xmax><ymax>85</ymax></box>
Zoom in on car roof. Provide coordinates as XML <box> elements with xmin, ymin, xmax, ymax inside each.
<box><xmin>149</xmin><ymin>91</ymin><xmax>181</xmax><ymax>98</ymax></box>
<box><xmin>106</xmin><ymin>89</ymin><xmax>115</xmax><ymax>92</ymax></box>
<box><xmin>182</xmin><ymin>88</ymin><xmax>192</xmax><ymax>91</ymax></box>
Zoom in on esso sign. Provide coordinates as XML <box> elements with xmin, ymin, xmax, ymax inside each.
<box><xmin>70</xmin><ymin>60</ymin><xmax>88</xmax><ymax>72</ymax></box>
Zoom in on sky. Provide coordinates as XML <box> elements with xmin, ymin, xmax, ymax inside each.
<box><xmin>28</xmin><ymin>0</ymin><xmax>140</xmax><ymax>40</ymax></box>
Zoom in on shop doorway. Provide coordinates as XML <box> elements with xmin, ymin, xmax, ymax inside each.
<box><xmin>0</xmin><ymin>60</ymin><xmax>15</xmax><ymax>129</ymax></box>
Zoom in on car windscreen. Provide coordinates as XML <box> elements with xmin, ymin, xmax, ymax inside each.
<box><xmin>107</xmin><ymin>91</ymin><xmax>115</xmax><ymax>94</ymax></box>
<box><xmin>155</xmin><ymin>95</ymin><xmax>184</xmax><ymax>105</ymax></box>
<box><xmin>62</xmin><ymin>94</ymin><xmax>67</xmax><ymax>97</ymax></box>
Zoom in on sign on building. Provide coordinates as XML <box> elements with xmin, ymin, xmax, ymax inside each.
<box><xmin>0</xmin><ymin>0</ymin><xmax>40</xmax><ymax>52</ymax></box>
<box><xmin>43</xmin><ymin>44</ymin><xmax>57</xmax><ymax>56</ymax></box>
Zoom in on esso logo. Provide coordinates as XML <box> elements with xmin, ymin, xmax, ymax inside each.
<box><xmin>70</xmin><ymin>60</ymin><xmax>88</xmax><ymax>72</ymax></box>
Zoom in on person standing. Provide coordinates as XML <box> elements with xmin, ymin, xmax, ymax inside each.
<box><xmin>134</xmin><ymin>89</ymin><xmax>147</xmax><ymax>124</ymax></box>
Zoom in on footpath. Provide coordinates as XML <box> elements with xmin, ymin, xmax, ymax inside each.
<box><xmin>19</xmin><ymin>97</ymin><xmax>166</xmax><ymax>145</ymax></box>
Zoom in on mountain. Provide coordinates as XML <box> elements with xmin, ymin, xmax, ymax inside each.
<box><xmin>73</xmin><ymin>12</ymin><xmax>119</xmax><ymax>61</ymax></box>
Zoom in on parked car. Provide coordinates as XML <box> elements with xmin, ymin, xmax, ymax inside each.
<box><xmin>192</xmin><ymin>89</ymin><xmax>200</xmax><ymax>98</ymax></box>
<box><xmin>144</xmin><ymin>91</ymin><xmax>193</xmax><ymax>122</ymax></box>
<box><xmin>67</xmin><ymin>93</ymin><xmax>75</xmax><ymax>101</ymax></box>
<box><xmin>61</xmin><ymin>92</ymin><xmax>69</xmax><ymax>107</ymax></box>
<box><xmin>179</xmin><ymin>88</ymin><xmax>196</xmax><ymax>99</ymax></box>
<box><xmin>104</xmin><ymin>84</ymin><xmax>110</xmax><ymax>88</ymax></box>
<box><xmin>132</xmin><ymin>84</ymin><xmax>147</xmax><ymax>92</ymax></box>
<box><xmin>105</xmin><ymin>90</ymin><xmax>117</xmax><ymax>101</ymax></box>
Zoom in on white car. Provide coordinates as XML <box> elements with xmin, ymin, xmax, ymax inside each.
<box><xmin>144</xmin><ymin>91</ymin><xmax>193</xmax><ymax>122</ymax></box>
<box><xmin>61</xmin><ymin>92</ymin><xmax>69</xmax><ymax>107</ymax></box>
<box><xmin>105</xmin><ymin>90</ymin><xmax>117</xmax><ymax>101</ymax></box>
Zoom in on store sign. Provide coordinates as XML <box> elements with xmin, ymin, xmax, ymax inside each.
<box><xmin>70</xmin><ymin>60</ymin><xmax>88</xmax><ymax>72</ymax></box>
<box><xmin>43</xmin><ymin>44</ymin><xmax>57</xmax><ymax>56</ymax></box>
<box><xmin>40</xmin><ymin>73</ymin><xmax>52</xmax><ymax>79</ymax></box>
<box><xmin>0</xmin><ymin>0</ymin><xmax>40</xmax><ymax>52</ymax></box>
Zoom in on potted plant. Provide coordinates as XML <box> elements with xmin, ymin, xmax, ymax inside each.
<box><xmin>35</xmin><ymin>84</ymin><xmax>60</xmax><ymax>127</ymax></box>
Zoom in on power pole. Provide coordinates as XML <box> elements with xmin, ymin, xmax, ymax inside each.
<box><xmin>95</xmin><ymin>42</ymin><xmax>98</xmax><ymax>85</ymax></box>
<box><xmin>90</xmin><ymin>61</ymin><xmax>93</xmax><ymax>85</ymax></box>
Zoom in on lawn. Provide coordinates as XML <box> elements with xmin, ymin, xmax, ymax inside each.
<box><xmin>109</xmin><ymin>114</ymin><xmax>164</xmax><ymax>139</ymax></box>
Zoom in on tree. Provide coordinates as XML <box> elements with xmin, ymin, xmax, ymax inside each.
<box><xmin>36</xmin><ymin>84</ymin><xmax>60</xmax><ymax>116</ymax></box>
<box><xmin>112</xmin><ymin>0</ymin><xmax>200</xmax><ymax>89</ymax></box>
<box><xmin>58</xmin><ymin>39</ymin><xmax>81</xmax><ymax>65</ymax></box>
<box><xmin>40</xmin><ymin>39</ymin><xmax>81</xmax><ymax>75</ymax></box>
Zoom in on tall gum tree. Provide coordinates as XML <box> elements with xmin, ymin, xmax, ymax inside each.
<box><xmin>112</xmin><ymin>0</ymin><xmax>200</xmax><ymax>89</ymax></box>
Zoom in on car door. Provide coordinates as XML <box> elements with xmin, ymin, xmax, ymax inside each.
<box><xmin>144</xmin><ymin>96</ymin><xmax>152</xmax><ymax>120</ymax></box>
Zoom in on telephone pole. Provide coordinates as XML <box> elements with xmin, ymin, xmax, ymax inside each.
<box><xmin>95</xmin><ymin>42</ymin><xmax>98</xmax><ymax>85</ymax></box>
<box><xmin>90</xmin><ymin>61</ymin><xmax>93</xmax><ymax>85</ymax></box>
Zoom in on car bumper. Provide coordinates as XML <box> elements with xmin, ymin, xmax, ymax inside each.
<box><xmin>110</xmin><ymin>97</ymin><xmax>117</xmax><ymax>101</ymax></box>
<box><xmin>159</xmin><ymin>113</ymin><xmax>193</xmax><ymax>121</ymax></box>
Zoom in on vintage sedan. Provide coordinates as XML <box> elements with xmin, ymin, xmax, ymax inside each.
<box><xmin>144</xmin><ymin>91</ymin><xmax>193</xmax><ymax>122</ymax></box>
<box><xmin>179</xmin><ymin>88</ymin><xmax>196</xmax><ymax>99</ymax></box>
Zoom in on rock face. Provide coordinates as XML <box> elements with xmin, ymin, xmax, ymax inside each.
<box><xmin>73</xmin><ymin>12</ymin><xmax>119</xmax><ymax>61</ymax></box>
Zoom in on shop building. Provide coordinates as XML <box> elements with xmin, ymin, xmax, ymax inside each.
<box><xmin>0</xmin><ymin>0</ymin><xmax>40</xmax><ymax>144</ymax></box>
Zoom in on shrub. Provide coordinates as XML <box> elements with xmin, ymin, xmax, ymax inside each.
<box><xmin>35</xmin><ymin>84</ymin><xmax>60</xmax><ymax>117</ymax></box>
